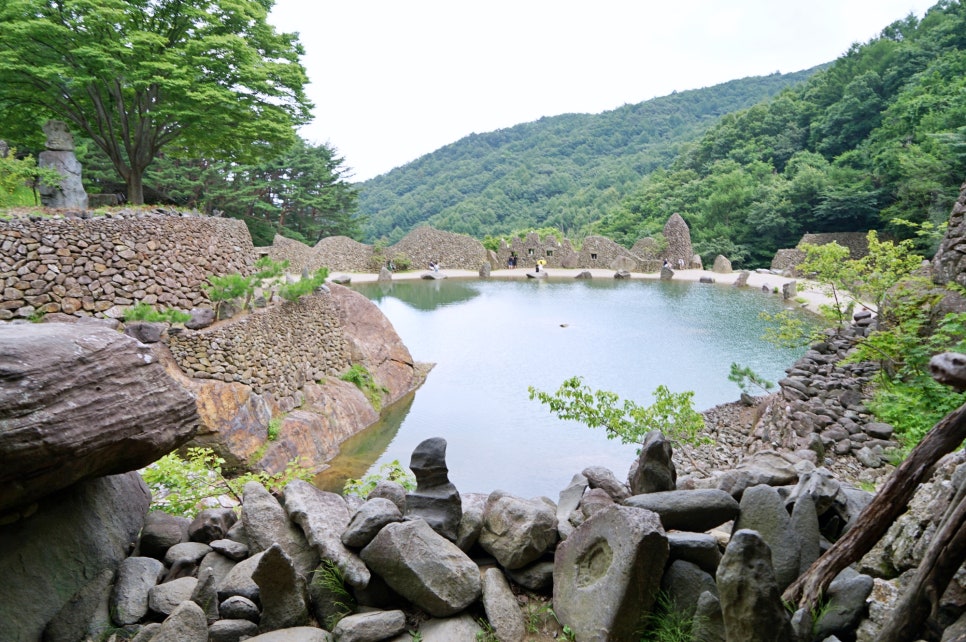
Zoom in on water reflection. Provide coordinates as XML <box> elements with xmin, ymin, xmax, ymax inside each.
<box><xmin>313</xmin><ymin>391</ymin><xmax>416</xmax><ymax>492</ymax></box>
<box><xmin>356</xmin><ymin>279</ymin><xmax>481</xmax><ymax>311</ymax></box>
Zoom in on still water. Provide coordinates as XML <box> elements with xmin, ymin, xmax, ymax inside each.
<box><xmin>318</xmin><ymin>277</ymin><xmax>812</xmax><ymax>498</ymax></box>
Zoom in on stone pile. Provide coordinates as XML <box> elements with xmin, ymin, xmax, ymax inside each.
<box><xmin>749</xmin><ymin>317</ymin><xmax>897</xmax><ymax>473</ymax></box>
<box><xmin>37</xmin><ymin>435</ymin><xmax>899</xmax><ymax>642</ymax></box>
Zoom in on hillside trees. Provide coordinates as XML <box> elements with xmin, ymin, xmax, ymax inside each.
<box><xmin>0</xmin><ymin>0</ymin><xmax>312</xmax><ymax>205</ymax></box>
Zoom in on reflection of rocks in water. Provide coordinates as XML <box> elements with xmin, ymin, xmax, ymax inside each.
<box><xmin>313</xmin><ymin>391</ymin><xmax>417</xmax><ymax>492</ymax></box>
<box><xmin>353</xmin><ymin>280</ymin><xmax>480</xmax><ymax>311</ymax></box>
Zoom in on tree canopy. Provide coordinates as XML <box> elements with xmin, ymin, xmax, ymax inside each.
<box><xmin>0</xmin><ymin>0</ymin><xmax>312</xmax><ymax>204</ymax></box>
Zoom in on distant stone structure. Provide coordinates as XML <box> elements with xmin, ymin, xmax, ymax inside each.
<box><xmin>712</xmin><ymin>255</ymin><xmax>732</xmax><ymax>273</ymax></box>
<box><xmin>663</xmin><ymin>213</ymin><xmax>694</xmax><ymax>268</ymax></box>
<box><xmin>770</xmin><ymin>231</ymin><xmax>873</xmax><ymax>274</ymax></box>
<box><xmin>37</xmin><ymin>120</ymin><xmax>88</xmax><ymax>209</ymax></box>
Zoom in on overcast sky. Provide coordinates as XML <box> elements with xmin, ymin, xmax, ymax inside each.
<box><xmin>268</xmin><ymin>0</ymin><xmax>939</xmax><ymax>182</ymax></box>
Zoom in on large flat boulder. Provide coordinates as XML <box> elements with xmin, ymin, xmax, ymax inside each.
<box><xmin>0</xmin><ymin>322</ymin><xmax>198</xmax><ymax>512</ymax></box>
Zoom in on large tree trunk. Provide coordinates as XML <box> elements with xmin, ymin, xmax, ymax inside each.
<box><xmin>125</xmin><ymin>170</ymin><xmax>144</xmax><ymax>205</ymax></box>
<box><xmin>782</xmin><ymin>401</ymin><xmax>966</xmax><ymax>612</ymax></box>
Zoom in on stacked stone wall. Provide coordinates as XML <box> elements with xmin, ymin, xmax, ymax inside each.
<box><xmin>269</xmin><ymin>234</ymin><xmax>317</xmax><ymax>274</ymax></box>
<box><xmin>798</xmin><ymin>232</ymin><xmax>870</xmax><ymax>258</ymax></box>
<box><xmin>386</xmin><ymin>226</ymin><xmax>487</xmax><ymax>270</ymax></box>
<box><xmin>0</xmin><ymin>211</ymin><xmax>255</xmax><ymax>320</ymax></box>
<box><xmin>577</xmin><ymin>236</ymin><xmax>643</xmax><ymax>270</ymax></box>
<box><xmin>167</xmin><ymin>293</ymin><xmax>350</xmax><ymax>400</ymax></box>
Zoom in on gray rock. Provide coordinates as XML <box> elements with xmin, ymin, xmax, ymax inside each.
<box><xmin>660</xmin><ymin>266</ymin><xmax>675</xmax><ymax>280</ymax></box>
<box><xmin>713</xmin><ymin>255</ymin><xmax>732</xmax><ymax>273</ymax></box>
<box><xmin>402</xmin><ymin>614</ymin><xmax>483</xmax><ymax>641</ymax></box>
<box><xmin>691</xmin><ymin>590</ymin><xmax>726</xmax><ymax>642</ymax></box>
<box><xmin>38</xmin><ymin>148</ymin><xmax>88</xmax><ymax>208</ymax></box>
<box><xmin>579</xmin><ymin>487</ymin><xmax>616</xmax><ymax>519</ymax></box>
<box><xmin>333</xmin><ymin>610</ymin><xmax>407</xmax><ymax>642</ymax></box>
<box><xmin>151</xmin><ymin>600</ymin><xmax>208</xmax><ymax>642</ymax></box>
<box><xmin>189</xmin><ymin>508</ymin><xmax>237</xmax><ymax>544</ymax></box>
<box><xmin>112</xmin><ymin>556</ymin><xmax>166</xmax><ymax>625</ymax></box>
<box><xmin>855</xmin><ymin>446</ymin><xmax>883</xmax><ymax>468</ymax></box>
<box><xmin>124</xmin><ymin>321</ymin><xmax>166</xmax><ymax>344</ymax></box>
<box><xmin>243</xmin><ymin>481</ymin><xmax>319</xmax><ymax>578</ymax></box>
<box><xmin>506</xmin><ymin>560</ymin><xmax>555</xmax><ymax>592</ymax></box>
<box><xmin>217</xmin><ymin>551</ymin><xmax>263</xmax><ymax>604</ymax></box>
<box><xmin>614</xmin><ymin>269</ymin><xmax>631</xmax><ymax>279</ymax></box>
<box><xmin>282</xmin><ymin>480</ymin><xmax>370</xmax><ymax>589</ymax></box>
<box><xmin>253</xmin><ymin>544</ymin><xmax>309</xmax><ymax>633</ymax></box>
<box><xmin>812</xmin><ymin>569</ymin><xmax>874</xmax><ymax>640</ymax></box>
<box><xmin>0</xmin><ymin>472</ymin><xmax>150</xmax><ymax>642</ymax></box>
<box><xmin>367</xmin><ymin>480</ymin><xmax>407</xmax><ymax>513</ymax></box>
<box><xmin>553</xmin><ymin>505</ymin><xmax>668</xmax><ymax>642</ymax></box>
<box><xmin>210</xmin><ymin>539</ymin><xmax>249</xmax><ymax>561</ymax></box>
<box><xmin>164</xmin><ymin>541</ymin><xmax>213</xmax><ymax>567</ymax></box>
<box><xmin>716</xmin><ymin>529</ymin><xmax>792</xmax><ymax>642</ymax></box>
<box><xmin>139</xmin><ymin>511</ymin><xmax>190</xmax><ymax>559</ymax></box>
<box><xmin>624</xmin><ymin>489</ymin><xmax>740</xmax><ymax>532</ymax></box>
<box><xmin>667</xmin><ymin>532</ymin><xmax>722</xmax><ymax>574</ymax></box>
<box><xmin>191</xmin><ymin>565</ymin><xmax>220</xmax><ymax>623</ymax></box>
<box><xmin>482</xmin><ymin>568</ymin><xmax>525</xmax><ymax>642</ymax></box>
<box><xmin>863</xmin><ymin>422</ymin><xmax>894</xmax><ymax>440</ymax></box>
<box><xmin>479</xmin><ymin>262</ymin><xmax>491</xmax><ymax>278</ymax></box>
<box><xmin>208</xmin><ymin>618</ymin><xmax>259</xmax><ymax>642</ymax></box>
<box><xmin>148</xmin><ymin>576</ymin><xmax>197</xmax><ymax>617</ymax></box>
<box><xmin>360</xmin><ymin>519</ymin><xmax>482</xmax><ymax>617</ymax></box>
<box><xmin>130</xmin><ymin>622</ymin><xmax>162</xmax><ymax>642</ymax></box>
<box><xmin>479</xmin><ymin>491</ymin><xmax>558</xmax><ymax>570</ymax></box>
<box><xmin>556</xmin><ymin>474</ymin><xmax>588</xmax><ymax>541</ymax></box>
<box><xmin>342</xmin><ymin>497</ymin><xmax>403</xmax><ymax>548</ymax></box>
<box><xmin>244</xmin><ymin>628</ymin><xmax>333</xmax><ymax>642</ymax></box>
<box><xmin>0</xmin><ymin>324</ymin><xmax>197</xmax><ymax>513</ymax></box>
<box><xmin>733</xmin><ymin>484</ymin><xmax>802</xmax><ymax>591</ymax></box>
<box><xmin>185</xmin><ymin>307</ymin><xmax>216</xmax><ymax>330</ymax></box>
<box><xmin>42</xmin><ymin>567</ymin><xmax>113</xmax><ymax>642</ymax></box>
<box><xmin>790</xmin><ymin>493</ymin><xmax>821</xmax><ymax>576</ymax></box>
<box><xmin>660</xmin><ymin>559</ymin><xmax>718</xmax><ymax>619</ymax></box>
<box><xmin>219</xmin><ymin>595</ymin><xmax>260</xmax><ymax>623</ymax></box>
<box><xmin>582</xmin><ymin>465</ymin><xmax>630</xmax><ymax>502</ymax></box>
<box><xmin>627</xmin><ymin>430</ymin><xmax>676</xmax><ymax>495</ymax></box>
<box><xmin>455</xmin><ymin>492</ymin><xmax>487</xmax><ymax>552</ymax></box>
<box><xmin>198</xmin><ymin>551</ymin><xmax>237</xmax><ymax>589</ymax></box>
<box><xmin>734</xmin><ymin>271</ymin><xmax>750</xmax><ymax>287</ymax></box>
<box><xmin>405</xmin><ymin>437</ymin><xmax>462</xmax><ymax>541</ymax></box>
<box><xmin>942</xmin><ymin>610</ymin><xmax>966</xmax><ymax>642</ymax></box>
<box><xmin>575</xmin><ymin>270</ymin><xmax>593</xmax><ymax>279</ymax></box>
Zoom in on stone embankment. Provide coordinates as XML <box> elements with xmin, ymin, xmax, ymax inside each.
<box><xmin>0</xmin><ymin>209</ymin><xmax>255</xmax><ymax>320</ymax></box>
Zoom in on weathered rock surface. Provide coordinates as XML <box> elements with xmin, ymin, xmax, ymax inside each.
<box><xmin>0</xmin><ymin>323</ymin><xmax>198</xmax><ymax>512</ymax></box>
<box><xmin>151</xmin><ymin>600</ymin><xmax>209</xmax><ymax>642</ymax></box>
<box><xmin>360</xmin><ymin>519</ymin><xmax>482</xmax><ymax>617</ymax></box>
<box><xmin>0</xmin><ymin>472</ymin><xmax>150</xmax><ymax>642</ymax></box>
<box><xmin>112</xmin><ymin>557</ymin><xmax>166</xmax><ymax>625</ymax></box>
<box><xmin>405</xmin><ymin>437</ymin><xmax>462</xmax><ymax>540</ymax></box>
<box><xmin>932</xmin><ymin>178</ymin><xmax>966</xmax><ymax>287</ymax></box>
<box><xmin>242</xmin><ymin>481</ymin><xmax>318</xmax><ymax>578</ymax></box>
<box><xmin>553</xmin><ymin>505</ymin><xmax>669</xmax><ymax>642</ymax></box>
<box><xmin>624</xmin><ymin>489</ymin><xmax>740</xmax><ymax>532</ymax></box>
<box><xmin>716</xmin><ymin>529</ymin><xmax>792</xmax><ymax>642</ymax></box>
<box><xmin>479</xmin><ymin>491</ymin><xmax>558</xmax><ymax>570</ymax></box>
<box><xmin>627</xmin><ymin>430</ymin><xmax>676</xmax><ymax>495</ymax></box>
<box><xmin>482</xmin><ymin>567</ymin><xmax>526</xmax><ymax>642</ymax></box>
<box><xmin>333</xmin><ymin>610</ymin><xmax>407</xmax><ymax>642</ymax></box>
<box><xmin>342</xmin><ymin>497</ymin><xmax>403</xmax><ymax>548</ymax></box>
<box><xmin>282</xmin><ymin>480</ymin><xmax>370</xmax><ymax>589</ymax></box>
<box><xmin>252</xmin><ymin>544</ymin><xmax>309</xmax><ymax>632</ymax></box>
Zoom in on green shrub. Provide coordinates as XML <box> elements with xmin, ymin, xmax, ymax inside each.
<box><xmin>312</xmin><ymin>560</ymin><xmax>357</xmax><ymax>629</ymax></box>
<box><xmin>123</xmin><ymin>301</ymin><xmax>191</xmax><ymax>323</ymax></box>
<box><xmin>343</xmin><ymin>460</ymin><xmax>416</xmax><ymax>498</ymax></box>
<box><xmin>340</xmin><ymin>363</ymin><xmax>388</xmax><ymax>410</ymax></box>
<box><xmin>278</xmin><ymin>267</ymin><xmax>329</xmax><ymax>302</ymax></box>
<box><xmin>141</xmin><ymin>447</ymin><xmax>312</xmax><ymax>516</ymax></box>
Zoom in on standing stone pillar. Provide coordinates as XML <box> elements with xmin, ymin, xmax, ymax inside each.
<box><xmin>38</xmin><ymin>120</ymin><xmax>88</xmax><ymax>209</ymax></box>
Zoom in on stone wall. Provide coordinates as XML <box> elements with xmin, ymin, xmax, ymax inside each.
<box><xmin>167</xmin><ymin>293</ymin><xmax>350</xmax><ymax>401</ymax></box>
<box><xmin>798</xmin><ymin>232</ymin><xmax>870</xmax><ymax>258</ymax></box>
<box><xmin>932</xmin><ymin>178</ymin><xmax>966</xmax><ymax>288</ymax></box>
<box><xmin>386</xmin><ymin>226</ymin><xmax>487</xmax><ymax>271</ymax></box>
<box><xmin>0</xmin><ymin>210</ymin><xmax>255</xmax><ymax>320</ymax></box>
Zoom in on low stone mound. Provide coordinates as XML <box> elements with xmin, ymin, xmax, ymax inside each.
<box><xmin>313</xmin><ymin>236</ymin><xmax>374</xmax><ymax>272</ymax></box>
<box><xmin>389</xmin><ymin>227</ymin><xmax>487</xmax><ymax>271</ymax></box>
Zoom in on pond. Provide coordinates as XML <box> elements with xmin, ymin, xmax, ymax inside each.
<box><xmin>316</xmin><ymin>277</ymin><xmax>813</xmax><ymax>498</ymax></box>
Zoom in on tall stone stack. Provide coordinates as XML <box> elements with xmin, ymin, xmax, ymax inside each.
<box><xmin>932</xmin><ymin>178</ymin><xmax>966</xmax><ymax>288</ymax></box>
<box><xmin>663</xmin><ymin>213</ymin><xmax>693</xmax><ymax>269</ymax></box>
<box><xmin>38</xmin><ymin>120</ymin><xmax>88</xmax><ymax>209</ymax></box>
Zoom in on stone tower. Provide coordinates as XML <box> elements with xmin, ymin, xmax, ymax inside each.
<box><xmin>663</xmin><ymin>213</ymin><xmax>693</xmax><ymax>269</ymax></box>
<box><xmin>38</xmin><ymin>120</ymin><xmax>88</xmax><ymax>209</ymax></box>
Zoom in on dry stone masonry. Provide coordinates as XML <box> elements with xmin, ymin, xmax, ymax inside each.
<box><xmin>0</xmin><ymin>210</ymin><xmax>255</xmax><ymax>320</ymax></box>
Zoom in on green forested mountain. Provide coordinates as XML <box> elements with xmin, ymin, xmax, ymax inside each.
<box><xmin>360</xmin><ymin>0</ymin><xmax>966</xmax><ymax>270</ymax></box>
<box><xmin>597</xmin><ymin>0</ymin><xmax>966</xmax><ymax>266</ymax></box>
<box><xmin>357</xmin><ymin>70</ymin><xmax>821</xmax><ymax>244</ymax></box>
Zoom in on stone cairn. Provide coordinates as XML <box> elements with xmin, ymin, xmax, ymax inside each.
<box><xmin>38</xmin><ymin>119</ymin><xmax>88</xmax><ymax>209</ymax></box>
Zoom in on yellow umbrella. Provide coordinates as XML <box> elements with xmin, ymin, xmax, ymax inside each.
<box><xmin>537</xmin><ymin>259</ymin><xmax>547</xmax><ymax>266</ymax></box>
